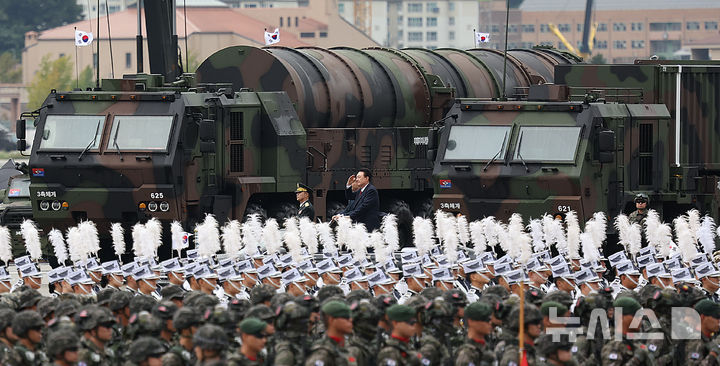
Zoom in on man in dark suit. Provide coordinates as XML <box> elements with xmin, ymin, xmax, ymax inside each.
<box><xmin>333</xmin><ymin>168</ymin><xmax>381</xmax><ymax>231</ymax></box>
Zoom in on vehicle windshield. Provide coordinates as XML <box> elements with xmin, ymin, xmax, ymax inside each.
<box><xmin>7</xmin><ymin>177</ymin><xmax>30</xmax><ymax>198</ymax></box>
<box><xmin>513</xmin><ymin>126</ymin><xmax>582</xmax><ymax>162</ymax></box>
<box><xmin>107</xmin><ymin>116</ymin><xmax>174</xmax><ymax>151</ymax></box>
<box><xmin>39</xmin><ymin>115</ymin><xmax>105</xmax><ymax>151</ymax></box>
<box><xmin>443</xmin><ymin>125</ymin><xmax>511</xmax><ymax>160</ymax></box>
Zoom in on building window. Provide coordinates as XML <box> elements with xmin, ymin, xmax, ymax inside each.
<box><xmin>594</xmin><ymin>40</ymin><xmax>607</xmax><ymax>49</ymax></box>
<box><xmin>398</xmin><ymin>30</ymin><xmax>403</xmax><ymax>38</ymax></box>
<box><xmin>522</xmin><ymin>24</ymin><xmax>535</xmax><ymax>33</ymax></box>
<box><xmin>59</xmin><ymin>53</ymin><xmax>65</xmax><ymax>58</ymax></box>
<box><xmin>449</xmin><ymin>31</ymin><xmax>455</xmax><ymax>40</ymax></box>
<box><xmin>649</xmin><ymin>22</ymin><xmax>681</xmax><ymax>31</ymax></box>
<box><xmin>631</xmin><ymin>22</ymin><xmax>643</xmax><ymax>31</ymax></box>
<box><xmin>280</xmin><ymin>17</ymin><xmax>283</xmax><ymax>27</ymax></box>
<box><xmin>449</xmin><ymin>17</ymin><xmax>454</xmax><ymax>26</ymax></box>
<box><xmin>540</xmin><ymin>24</ymin><xmax>550</xmax><ymax>33</ymax></box>
<box><xmin>408</xmin><ymin>32</ymin><xmax>422</xmax><ymax>41</ymax></box>
<box><xmin>558</xmin><ymin>24</ymin><xmax>570</xmax><ymax>32</ymax></box>
<box><xmin>287</xmin><ymin>17</ymin><xmax>291</xmax><ymax>27</ymax></box>
<box><xmin>613</xmin><ymin>23</ymin><xmax>626</xmax><ymax>31</ymax></box>
<box><xmin>577</xmin><ymin>24</ymin><xmax>583</xmax><ymax>32</ymax></box>
<box><xmin>597</xmin><ymin>23</ymin><xmax>607</xmax><ymax>32</ymax></box>
<box><xmin>244</xmin><ymin>3</ymin><xmax>256</xmax><ymax>7</ymax></box>
<box><xmin>408</xmin><ymin>3</ymin><xmax>422</xmax><ymax>12</ymax></box>
<box><xmin>338</xmin><ymin>3</ymin><xmax>344</xmax><ymax>13</ymax></box>
<box><xmin>426</xmin><ymin>2</ymin><xmax>438</xmax><ymax>13</ymax></box>
<box><xmin>300</xmin><ymin>32</ymin><xmax>315</xmax><ymax>38</ymax></box>
<box><xmin>491</xmin><ymin>25</ymin><xmax>500</xmax><ymax>33</ymax></box>
<box><xmin>125</xmin><ymin>52</ymin><xmax>132</xmax><ymax>68</ymax></box>
<box><xmin>427</xmin><ymin>17</ymin><xmax>437</xmax><ymax>27</ymax></box>
<box><xmin>448</xmin><ymin>2</ymin><xmax>454</xmax><ymax>11</ymax></box>
<box><xmin>706</xmin><ymin>21</ymin><xmax>718</xmax><ymax>30</ymax></box>
<box><xmin>295</xmin><ymin>17</ymin><xmax>299</xmax><ymax>27</ymax></box>
<box><xmin>426</xmin><ymin>31</ymin><xmax>437</xmax><ymax>41</ymax></box>
<box><xmin>687</xmin><ymin>21</ymin><xmax>700</xmax><ymax>30</ymax></box>
<box><xmin>319</xmin><ymin>32</ymin><xmax>327</xmax><ymax>38</ymax></box>
<box><xmin>613</xmin><ymin>40</ymin><xmax>626</xmax><ymax>49</ymax></box>
<box><xmin>398</xmin><ymin>16</ymin><xmax>403</xmax><ymax>22</ymax></box>
<box><xmin>631</xmin><ymin>40</ymin><xmax>645</xmax><ymax>49</ymax></box>
<box><xmin>408</xmin><ymin>17</ymin><xmax>422</xmax><ymax>27</ymax></box>
<box><xmin>508</xmin><ymin>24</ymin><xmax>518</xmax><ymax>33</ymax></box>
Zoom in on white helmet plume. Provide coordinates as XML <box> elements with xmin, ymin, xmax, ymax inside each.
<box><xmin>49</xmin><ymin>228</ymin><xmax>68</xmax><ymax>265</ymax></box>
<box><xmin>21</xmin><ymin>219</ymin><xmax>42</xmax><ymax>261</ymax></box>
<box><xmin>221</xmin><ymin>220</ymin><xmax>243</xmax><ymax>258</ymax></box>
<box><xmin>111</xmin><ymin>223</ymin><xmax>126</xmax><ymax>260</ymax></box>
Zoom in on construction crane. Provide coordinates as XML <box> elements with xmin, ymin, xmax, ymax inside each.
<box><xmin>354</xmin><ymin>0</ymin><xmax>372</xmax><ymax>37</ymax></box>
<box><xmin>549</xmin><ymin>0</ymin><xmax>596</xmax><ymax>60</ymax></box>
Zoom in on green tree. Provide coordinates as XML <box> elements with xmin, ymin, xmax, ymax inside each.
<box><xmin>0</xmin><ymin>51</ymin><xmax>21</xmax><ymax>83</ymax></box>
<box><xmin>27</xmin><ymin>54</ymin><xmax>93</xmax><ymax>110</ymax></box>
<box><xmin>589</xmin><ymin>53</ymin><xmax>607</xmax><ymax>64</ymax></box>
<box><xmin>0</xmin><ymin>0</ymin><xmax>83</xmax><ymax>56</ymax></box>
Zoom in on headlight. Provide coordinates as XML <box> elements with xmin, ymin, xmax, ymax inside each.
<box><xmin>51</xmin><ymin>201</ymin><xmax>61</xmax><ymax>211</ymax></box>
<box><xmin>148</xmin><ymin>201</ymin><xmax>158</xmax><ymax>212</ymax></box>
<box><xmin>39</xmin><ymin>201</ymin><xmax>49</xmax><ymax>211</ymax></box>
<box><xmin>159</xmin><ymin>201</ymin><xmax>170</xmax><ymax>212</ymax></box>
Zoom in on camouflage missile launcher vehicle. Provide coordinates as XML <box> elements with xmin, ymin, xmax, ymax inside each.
<box><xmin>430</xmin><ymin>60</ymin><xmax>720</xmax><ymax>224</ymax></box>
<box><xmin>17</xmin><ymin>36</ymin><xmax>576</xmax><ymax>245</ymax></box>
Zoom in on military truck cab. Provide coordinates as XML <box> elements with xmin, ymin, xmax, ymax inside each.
<box><xmin>430</xmin><ymin>84</ymin><xmax>671</xmax><ymax>223</ymax></box>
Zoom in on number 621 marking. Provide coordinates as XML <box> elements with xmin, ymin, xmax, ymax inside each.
<box><xmin>557</xmin><ymin>205</ymin><xmax>572</xmax><ymax>212</ymax></box>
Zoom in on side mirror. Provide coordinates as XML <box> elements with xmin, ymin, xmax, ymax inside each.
<box><xmin>199</xmin><ymin>119</ymin><xmax>215</xmax><ymax>141</ymax></box>
<box><xmin>17</xmin><ymin>140</ymin><xmax>26</xmax><ymax>151</ymax></box>
<box><xmin>16</xmin><ymin>119</ymin><xmax>25</xmax><ymax>140</ymax></box>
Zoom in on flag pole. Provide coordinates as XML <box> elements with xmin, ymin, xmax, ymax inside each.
<box><xmin>518</xmin><ymin>264</ymin><xmax>526</xmax><ymax>366</ymax></box>
<box><xmin>501</xmin><ymin>0</ymin><xmax>510</xmax><ymax>100</ymax></box>
<box><xmin>74</xmin><ymin>27</ymin><xmax>80</xmax><ymax>89</ymax></box>
<box><xmin>473</xmin><ymin>28</ymin><xmax>476</xmax><ymax>48</ymax></box>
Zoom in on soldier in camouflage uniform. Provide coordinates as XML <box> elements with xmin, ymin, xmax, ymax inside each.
<box><xmin>347</xmin><ymin>299</ymin><xmax>382</xmax><ymax>366</ymax></box>
<box><xmin>273</xmin><ymin>301</ymin><xmax>311</xmax><ymax>366</ymax></box>
<box><xmin>376</xmin><ymin>304</ymin><xmax>422</xmax><ymax>366</ymax></box>
<box><xmin>535</xmin><ymin>333</ymin><xmax>575</xmax><ymax>366</ymax></box>
<box><xmin>0</xmin><ymin>308</ymin><xmax>21</xmax><ymax>364</ymax></box>
<box><xmin>497</xmin><ymin>304</ymin><xmax>543</xmax><ymax>366</ymax></box>
<box><xmin>123</xmin><ymin>337</ymin><xmax>167</xmax><ymax>366</ymax></box>
<box><xmin>304</xmin><ymin>300</ymin><xmax>356</xmax><ymax>366</ymax></box>
<box><xmin>600</xmin><ymin>297</ymin><xmax>655</xmax><ymax>366</ymax></box>
<box><xmin>681</xmin><ymin>299</ymin><xmax>720</xmax><ymax>366</ymax></box>
<box><xmin>162</xmin><ymin>307</ymin><xmax>201</xmax><ymax>366</ymax></box>
<box><xmin>227</xmin><ymin>317</ymin><xmax>269</xmax><ymax>366</ymax></box>
<box><xmin>75</xmin><ymin>306</ymin><xmax>118</xmax><ymax>366</ymax></box>
<box><xmin>193</xmin><ymin>324</ymin><xmax>230</xmax><ymax>365</ymax></box>
<box><xmin>43</xmin><ymin>331</ymin><xmax>80</xmax><ymax>366</ymax></box>
<box><xmin>454</xmin><ymin>302</ymin><xmax>496</xmax><ymax>366</ymax></box>
<box><xmin>628</xmin><ymin>193</ymin><xmax>649</xmax><ymax>226</ymax></box>
<box><xmin>418</xmin><ymin>297</ymin><xmax>454</xmax><ymax>366</ymax></box>
<box><xmin>7</xmin><ymin>310</ymin><xmax>47</xmax><ymax>366</ymax></box>
<box><xmin>573</xmin><ymin>292</ymin><xmax>613</xmax><ymax>366</ymax></box>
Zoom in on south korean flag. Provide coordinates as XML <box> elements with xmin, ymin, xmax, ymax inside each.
<box><xmin>75</xmin><ymin>30</ymin><xmax>94</xmax><ymax>46</ymax></box>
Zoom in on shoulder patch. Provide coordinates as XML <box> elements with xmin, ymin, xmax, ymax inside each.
<box><xmin>508</xmin><ymin>361</ymin><xmax>518</xmax><ymax>366</ymax></box>
<box><xmin>91</xmin><ymin>353</ymin><xmax>101</xmax><ymax>362</ymax></box>
<box><xmin>648</xmin><ymin>344</ymin><xmax>657</xmax><ymax>352</ymax></box>
<box><xmin>385</xmin><ymin>360</ymin><xmax>397</xmax><ymax>366</ymax></box>
<box><xmin>25</xmin><ymin>351</ymin><xmax>34</xmax><ymax>361</ymax></box>
<box><xmin>608</xmin><ymin>353</ymin><xmax>618</xmax><ymax>360</ymax></box>
<box><xmin>422</xmin><ymin>358</ymin><xmax>431</xmax><ymax>365</ymax></box>
<box><xmin>691</xmin><ymin>352</ymin><xmax>701</xmax><ymax>360</ymax></box>
<box><xmin>571</xmin><ymin>346</ymin><xmax>578</xmax><ymax>353</ymax></box>
<box><xmin>78</xmin><ymin>363</ymin><xmax>88</xmax><ymax>366</ymax></box>
<box><xmin>468</xmin><ymin>363</ymin><xmax>475</xmax><ymax>366</ymax></box>
<box><xmin>315</xmin><ymin>360</ymin><xmax>325</xmax><ymax>366</ymax></box>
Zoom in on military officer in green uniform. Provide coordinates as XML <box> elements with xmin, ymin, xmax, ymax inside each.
<box><xmin>296</xmin><ymin>183</ymin><xmax>315</xmax><ymax>220</ymax></box>
<box><xmin>629</xmin><ymin>193</ymin><xmax>649</xmax><ymax>226</ymax></box>
<box><xmin>376</xmin><ymin>304</ymin><xmax>422</xmax><ymax>366</ymax></box>
<box><xmin>227</xmin><ymin>317</ymin><xmax>269</xmax><ymax>366</ymax></box>
<box><xmin>454</xmin><ymin>302</ymin><xmax>496</xmax><ymax>366</ymax></box>
<box><xmin>600</xmin><ymin>297</ymin><xmax>655</xmax><ymax>366</ymax></box>
<box><xmin>304</xmin><ymin>300</ymin><xmax>356</xmax><ymax>366</ymax></box>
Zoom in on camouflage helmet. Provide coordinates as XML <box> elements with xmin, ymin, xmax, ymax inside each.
<box><xmin>346</xmin><ymin>289</ymin><xmax>372</xmax><ymax>305</ymax></box>
<box><xmin>17</xmin><ymin>288</ymin><xmax>42</xmax><ymax>309</ymax></box>
<box><xmin>373</xmin><ymin>294</ymin><xmax>397</xmax><ymax>312</ymax></box>
<box><xmin>274</xmin><ymin>300</ymin><xmax>310</xmax><ymax>333</ymax></box>
<box><xmin>638</xmin><ymin>284</ymin><xmax>662</xmax><ymax>308</ymax></box>
<box><xmin>677</xmin><ymin>284</ymin><xmax>706</xmax><ymax>307</ymax></box>
<box><xmin>152</xmin><ymin>301</ymin><xmax>179</xmax><ymax>321</ymax></box>
<box><xmin>182</xmin><ymin>291</ymin><xmax>205</xmax><ymax>307</ymax></box>
<box><xmin>246</xmin><ymin>304</ymin><xmax>275</xmax><ymax>323</ymax></box>
<box><xmin>173</xmin><ymin>306</ymin><xmax>203</xmax><ymax>331</ymax></box>
<box><xmin>46</xmin><ymin>315</ymin><xmax>78</xmax><ymax>337</ymax></box>
<box><xmin>574</xmin><ymin>292</ymin><xmax>613</xmax><ymax>325</ymax></box>
<box><xmin>204</xmin><ymin>307</ymin><xmax>236</xmax><ymax>337</ymax></box>
<box><xmin>193</xmin><ymin>324</ymin><xmax>229</xmax><ymax>351</ymax></box>
<box><xmin>419</xmin><ymin>287</ymin><xmax>443</xmax><ymax>300</ymax></box>
<box><xmin>12</xmin><ymin>310</ymin><xmax>45</xmax><ymax>338</ymax></box>
<box><xmin>635</xmin><ymin>193</ymin><xmax>649</xmax><ymax>203</ymax></box>
<box><xmin>250</xmin><ymin>284</ymin><xmax>276</xmax><ymax>305</ymax></box>
<box><xmin>536</xmin><ymin>333</ymin><xmax>573</xmax><ymax>357</ymax></box>
<box><xmin>191</xmin><ymin>294</ymin><xmax>220</xmax><ymax>312</ymax></box>
<box><xmin>270</xmin><ymin>293</ymin><xmax>294</xmax><ymax>309</ymax></box>
<box><xmin>647</xmin><ymin>288</ymin><xmax>680</xmax><ymax>314</ymax></box>
<box><xmin>404</xmin><ymin>294</ymin><xmax>429</xmax><ymax>311</ymax></box>
<box><xmin>108</xmin><ymin>291</ymin><xmax>133</xmax><ymax>312</ymax></box>
<box><xmin>126</xmin><ymin>311</ymin><xmax>163</xmax><ymax>340</ymax></box>
<box><xmin>525</xmin><ymin>289</ymin><xmax>545</xmax><ymax>307</ymax></box>
<box><xmin>46</xmin><ymin>331</ymin><xmax>80</xmax><ymax>358</ymax></box>
<box><xmin>37</xmin><ymin>297</ymin><xmax>59</xmax><ymax>319</ymax></box>
<box><xmin>483</xmin><ymin>285</ymin><xmax>510</xmax><ymax>300</ymax></box>
<box><xmin>443</xmin><ymin>289</ymin><xmax>468</xmax><ymax>309</ymax></box>
<box><xmin>421</xmin><ymin>297</ymin><xmax>454</xmax><ymax>329</ymax></box>
<box><xmin>126</xmin><ymin>337</ymin><xmax>168</xmax><ymax>362</ymax></box>
<box><xmin>295</xmin><ymin>294</ymin><xmax>320</xmax><ymax>313</ymax></box>
<box><xmin>544</xmin><ymin>290</ymin><xmax>574</xmax><ymax>310</ymax></box>
<box><xmin>316</xmin><ymin>285</ymin><xmax>344</xmax><ymax>303</ymax></box>
<box><xmin>507</xmin><ymin>304</ymin><xmax>543</xmax><ymax>331</ymax></box>
<box><xmin>75</xmin><ymin>306</ymin><xmax>115</xmax><ymax>331</ymax></box>
<box><xmin>129</xmin><ymin>294</ymin><xmax>156</xmax><ymax>315</ymax></box>
<box><xmin>0</xmin><ymin>308</ymin><xmax>15</xmax><ymax>331</ymax></box>
<box><xmin>228</xmin><ymin>298</ymin><xmax>252</xmax><ymax>318</ymax></box>
<box><xmin>350</xmin><ymin>299</ymin><xmax>382</xmax><ymax>337</ymax></box>
<box><xmin>96</xmin><ymin>288</ymin><xmax>117</xmax><ymax>306</ymax></box>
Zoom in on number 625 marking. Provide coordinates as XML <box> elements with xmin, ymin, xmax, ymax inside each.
<box><xmin>150</xmin><ymin>192</ymin><xmax>164</xmax><ymax>199</ymax></box>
